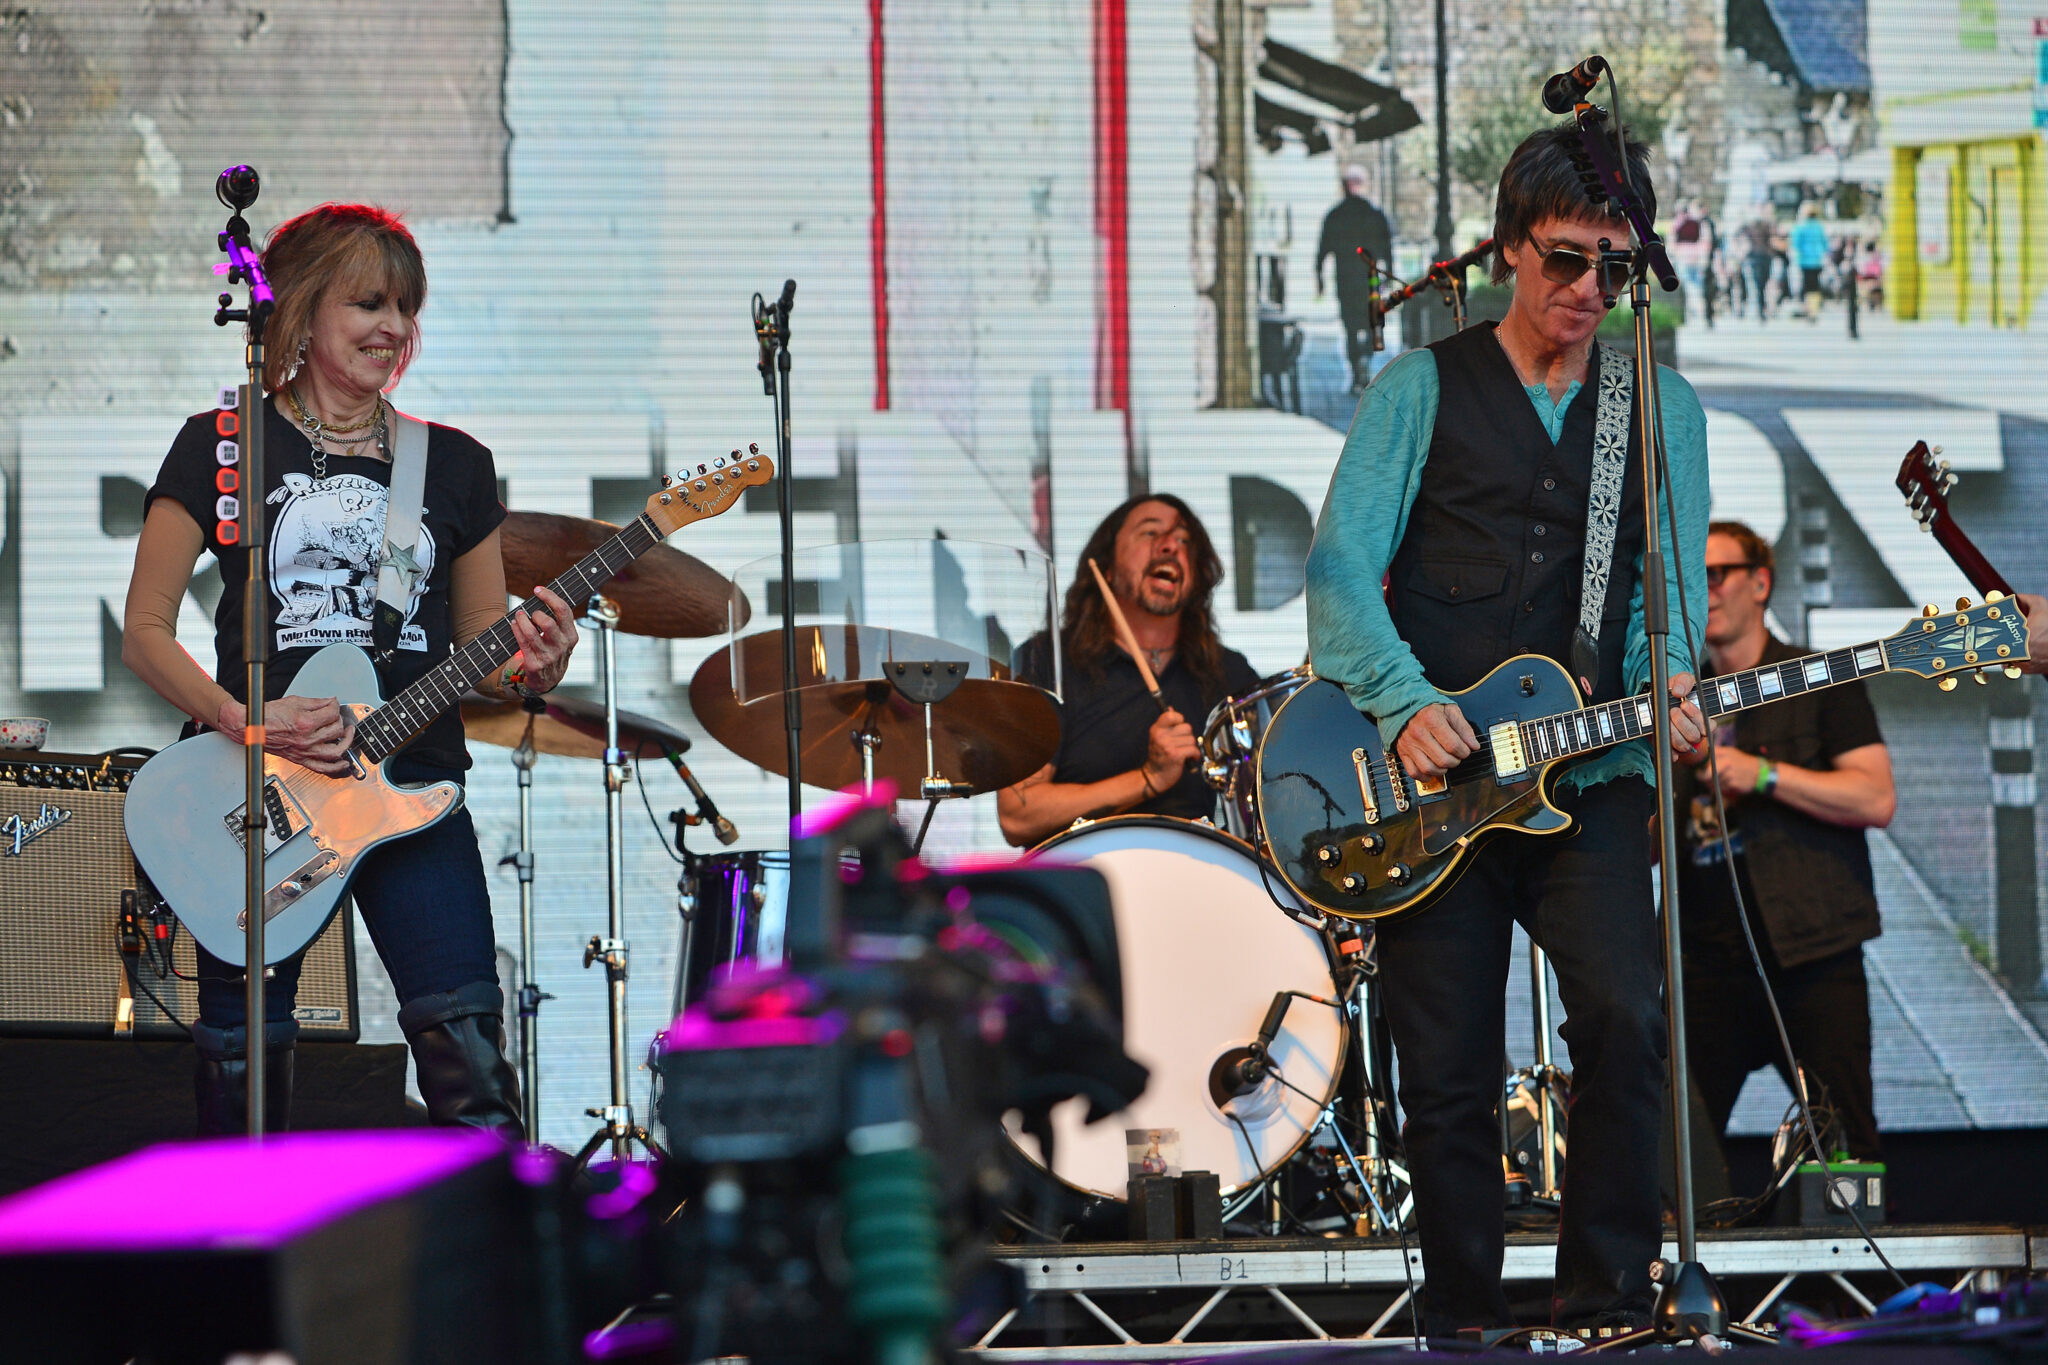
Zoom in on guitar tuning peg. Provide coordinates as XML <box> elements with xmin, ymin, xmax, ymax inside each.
<box><xmin>1923</xmin><ymin>604</ymin><xmax>1940</xmax><ymax>617</ymax></box>
<box><xmin>1972</xmin><ymin>671</ymin><xmax>1989</xmax><ymax>685</ymax></box>
<box><xmin>1932</xmin><ymin>445</ymin><xmax>1944</xmax><ymax>455</ymax></box>
<box><xmin>749</xmin><ymin>443</ymin><xmax>760</xmax><ymax>454</ymax></box>
<box><xmin>2006</xmin><ymin>665</ymin><xmax>2025</xmax><ymax>680</ymax></box>
<box><xmin>1918</xmin><ymin>521</ymin><xmax>1932</xmax><ymax>533</ymax></box>
<box><xmin>1957</xmin><ymin>597</ymin><xmax>1974</xmax><ymax>611</ymax></box>
<box><xmin>1942</xmin><ymin>475</ymin><xmax>1959</xmax><ymax>493</ymax></box>
<box><xmin>1987</xmin><ymin>590</ymin><xmax>2007</xmax><ymax>603</ymax></box>
<box><xmin>1938</xmin><ymin>675</ymin><xmax>1959</xmax><ymax>692</ymax></box>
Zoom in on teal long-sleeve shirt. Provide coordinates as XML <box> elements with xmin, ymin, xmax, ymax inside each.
<box><xmin>1303</xmin><ymin>342</ymin><xmax>1711</xmax><ymax>792</ymax></box>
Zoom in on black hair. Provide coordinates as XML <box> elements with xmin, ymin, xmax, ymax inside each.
<box><xmin>1489</xmin><ymin>122</ymin><xmax>1656</xmax><ymax>284</ymax></box>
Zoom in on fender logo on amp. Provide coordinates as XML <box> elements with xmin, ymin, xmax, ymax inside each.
<box><xmin>2</xmin><ymin>803</ymin><xmax>72</xmax><ymax>856</ymax></box>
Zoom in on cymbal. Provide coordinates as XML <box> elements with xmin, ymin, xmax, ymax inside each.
<box><xmin>688</xmin><ymin>625</ymin><xmax>1060</xmax><ymax>795</ymax></box>
<box><xmin>500</xmin><ymin>510</ymin><xmax>745</xmax><ymax>639</ymax></box>
<box><xmin>461</xmin><ymin>691</ymin><xmax>692</xmax><ymax>763</ymax></box>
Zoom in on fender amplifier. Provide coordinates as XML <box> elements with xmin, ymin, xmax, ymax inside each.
<box><xmin>0</xmin><ymin>752</ymin><xmax>359</xmax><ymax>1041</ymax></box>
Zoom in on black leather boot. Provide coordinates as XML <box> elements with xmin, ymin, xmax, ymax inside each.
<box><xmin>399</xmin><ymin>982</ymin><xmax>525</xmax><ymax>1139</ymax></box>
<box><xmin>193</xmin><ymin>1031</ymin><xmax>296</xmax><ymax>1137</ymax></box>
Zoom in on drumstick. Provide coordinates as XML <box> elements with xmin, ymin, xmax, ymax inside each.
<box><xmin>1087</xmin><ymin>557</ymin><xmax>1169</xmax><ymax>712</ymax></box>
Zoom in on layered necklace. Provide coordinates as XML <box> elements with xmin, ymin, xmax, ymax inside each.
<box><xmin>287</xmin><ymin>386</ymin><xmax>388</xmax><ymax>481</ymax></box>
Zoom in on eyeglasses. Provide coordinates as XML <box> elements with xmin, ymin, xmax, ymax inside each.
<box><xmin>1704</xmin><ymin>563</ymin><xmax>1758</xmax><ymax>589</ymax></box>
<box><xmin>1528</xmin><ymin>235</ymin><xmax>1630</xmax><ymax>294</ymax></box>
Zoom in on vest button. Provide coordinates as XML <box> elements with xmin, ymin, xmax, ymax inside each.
<box><xmin>1449</xmin><ymin>585</ymin><xmax>1461</xmax><ymax>597</ymax></box>
<box><xmin>1543</xmin><ymin>478</ymin><xmax>1557</xmax><ymax>491</ymax></box>
<box><xmin>1523</xmin><ymin>601</ymin><xmax>1535</xmax><ymax>613</ymax></box>
<box><xmin>1530</xmin><ymin>550</ymin><xmax>1546</xmax><ymax>564</ymax></box>
<box><xmin>1533</xmin><ymin>524</ymin><xmax>1547</xmax><ymax>536</ymax></box>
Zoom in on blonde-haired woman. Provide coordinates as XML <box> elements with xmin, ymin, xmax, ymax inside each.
<box><xmin>124</xmin><ymin>203</ymin><xmax>576</xmax><ymax>1138</ymax></box>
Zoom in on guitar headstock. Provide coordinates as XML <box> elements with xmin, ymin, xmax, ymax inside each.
<box><xmin>1895</xmin><ymin>439</ymin><xmax>1955</xmax><ymax>531</ymax></box>
<box><xmin>646</xmin><ymin>444</ymin><xmax>776</xmax><ymax>537</ymax></box>
<box><xmin>1880</xmin><ymin>595</ymin><xmax>2030</xmax><ymax>688</ymax></box>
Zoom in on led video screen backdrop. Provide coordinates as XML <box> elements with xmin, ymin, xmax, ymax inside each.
<box><xmin>5</xmin><ymin>0</ymin><xmax>2047</xmax><ymax>1144</ymax></box>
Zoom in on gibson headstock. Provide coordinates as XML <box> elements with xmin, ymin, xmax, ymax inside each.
<box><xmin>1895</xmin><ymin>440</ymin><xmax>2014</xmax><ymax>597</ymax></box>
<box><xmin>646</xmin><ymin>444</ymin><xmax>775</xmax><ymax>537</ymax></box>
<box><xmin>1879</xmin><ymin>595</ymin><xmax>2029</xmax><ymax>690</ymax></box>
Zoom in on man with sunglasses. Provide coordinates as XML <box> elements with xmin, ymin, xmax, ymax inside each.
<box><xmin>1675</xmin><ymin>521</ymin><xmax>1894</xmax><ymax>1171</ymax></box>
<box><xmin>1306</xmin><ymin>123</ymin><xmax>1710</xmax><ymax>1340</ymax></box>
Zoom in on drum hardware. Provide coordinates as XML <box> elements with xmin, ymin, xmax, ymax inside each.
<box><xmin>1504</xmin><ymin>940</ymin><xmax>1569</xmax><ymax>1205</ymax></box>
<box><xmin>499</xmin><ymin>510</ymin><xmax>742</xmax><ymax>641</ymax></box>
<box><xmin>501</xmin><ymin>696</ymin><xmax>555</xmax><ymax>1140</ymax></box>
<box><xmin>569</xmin><ymin>594</ymin><xmax>662</xmax><ymax>1172</ymax></box>
<box><xmin>688</xmin><ymin>625</ymin><xmax>1060</xmax><ymax>798</ymax></box>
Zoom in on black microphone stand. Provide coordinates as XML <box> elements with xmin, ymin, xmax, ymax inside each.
<box><xmin>752</xmin><ymin>283</ymin><xmax>800</xmax><ymax>829</ymax></box>
<box><xmin>211</xmin><ymin>166</ymin><xmax>275</xmax><ymax>1139</ymax></box>
<box><xmin>1563</xmin><ymin>103</ymin><xmax>1773</xmax><ymax>1351</ymax></box>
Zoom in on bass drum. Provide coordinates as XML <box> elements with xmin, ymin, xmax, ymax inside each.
<box><xmin>1010</xmin><ymin>817</ymin><xmax>1342</xmax><ymax>1206</ymax></box>
<box><xmin>1201</xmin><ymin>666</ymin><xmax>1314</xmax><ymax>846</ymax></box>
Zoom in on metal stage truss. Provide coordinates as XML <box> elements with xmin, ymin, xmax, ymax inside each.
<box><xmin>969</xmin><ymin>1226</ymin><xmax>2045</xmax><ymax>1357</ymax></box>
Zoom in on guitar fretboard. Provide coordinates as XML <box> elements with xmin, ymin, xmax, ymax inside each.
<box><xmin>350</xmin><ymin>514</ymin><xmax>665</xmax><ymax>763</ymax></box>
<box><xmin>1512</xmin><ymin>639</ymin><xmax>1889</xmax><ymax>766</ymax></box>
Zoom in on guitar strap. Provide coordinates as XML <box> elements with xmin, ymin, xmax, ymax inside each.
<box><xmin>371</xmin><ymin>410</ymin><xmax>430</xmax><ymax>667</ymax></box>
<box><xmin>1571</xmin><ymin>344</ymin><xmax>1634</xmax><ymax>695</ymax></box>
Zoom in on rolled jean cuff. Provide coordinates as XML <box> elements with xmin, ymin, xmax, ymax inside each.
<box><xmin>397</xmin><ymin>980</ymin><xmax>505</xmax><ymax>1035</ymax></box>
<box><xmin>191</xmin><ymin>1017</ymin><xmax>301</xmax><ymax>1061</ymax></box>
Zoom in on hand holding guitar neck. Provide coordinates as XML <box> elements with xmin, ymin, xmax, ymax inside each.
<box><xmin>1087</xmin><ymin>557</ymin><xmax>1168</xmax><ymax>710</ymax></box>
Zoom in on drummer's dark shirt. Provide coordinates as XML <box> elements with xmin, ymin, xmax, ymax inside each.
<box><xmin>1014</xmin><ymin>634</ymin><xmax>1261</xmax><ymax>822</ymax></box>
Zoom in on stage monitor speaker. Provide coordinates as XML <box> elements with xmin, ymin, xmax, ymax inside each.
<box><xmin>0</xmin><ymin>752</ymin><xmax>359</xmax><ymax>1042</ymax></box>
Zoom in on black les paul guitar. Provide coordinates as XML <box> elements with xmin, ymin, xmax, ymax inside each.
<box><xmin>1256</xmin><ymin>600</ymin><xmax>2028</xmax><ymax>922</ymax></box>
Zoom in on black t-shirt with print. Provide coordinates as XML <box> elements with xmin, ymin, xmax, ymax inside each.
<box><xmin>146</xmin><ymin>397</ymin><xmax>506</xmax><ymax>770</ymax></box>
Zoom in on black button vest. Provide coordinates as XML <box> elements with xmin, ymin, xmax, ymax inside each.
<box><xmin>1386</xmin><ymin>323</ymin><xmax>1644</xmax><ymax>703</ymax></box>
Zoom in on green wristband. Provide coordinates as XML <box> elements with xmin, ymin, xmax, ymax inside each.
<box><xmin>1754</xmin><ymin>757</ymin><xmax>1777</xmax><ymax>796</ymax></box>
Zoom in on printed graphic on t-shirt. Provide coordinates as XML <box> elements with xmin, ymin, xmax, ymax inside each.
<box><xmin>264</xmin><ymin>471</ymin><xmax>436</xmax><ymax>652</ymax></box>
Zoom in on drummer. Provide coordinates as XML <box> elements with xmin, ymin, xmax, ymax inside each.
<box><xmin>1000</xmin><ymin>495</ymin><xmax>1261</xmax><ymax>846</ymax></box>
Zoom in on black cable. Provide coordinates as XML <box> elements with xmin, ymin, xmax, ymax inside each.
<box><xmin>632</xmin><ymin>737</ymin><xmax>689</xmax><ymax>866</ymax></box>
<box><xmin>1652</xmin><ymin>388</ymin><xmax>1906</xmax><ymax>1291</ymax></box>
<box><xmin>123</xmin><ymin>954</ymin><xmax>193</xmax><ymax>1039</ymax></box>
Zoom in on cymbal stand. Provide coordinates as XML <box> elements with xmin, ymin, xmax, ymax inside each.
<box><xmin>500</xmin><ymin>700</ymin><xmax>554</xmax><ymax>1141</ymax></box>
<box><xmin>886</xmin><ymin>662</ymin><xmax>970</xmax><ymax>855</ymax></box>
<box><xmin>852</xmin><ymin>681</ymin><xmax>889</xmax><ymax>796</ymax></box>
<box><xmin>1505</xmin><ymin>941</ymin><xmax>1568</xmax><ymax>1203</ymax></box>
<box><xmin>572</xmin><ymin>595</ymin><xmax>659</xmax><ymax>1172</ymax></box>
<box><xmin>1331</xmin><ymin>929</ymin><xmax>1411</xmax><ymax>1233</ymax></box>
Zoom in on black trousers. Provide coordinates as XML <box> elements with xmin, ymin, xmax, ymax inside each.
<box><xmin>1685</xmin><ymin>944</ymin><xmax>1880</xmax><ymax>1164</ymax></box>
<box><xmin>1376</xmin><ymin>777</ymin><xmax>1665</xmax><ymax>1336</ymax></box>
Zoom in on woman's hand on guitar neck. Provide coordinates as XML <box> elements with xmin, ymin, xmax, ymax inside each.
<box><xmin>1396</xmin><ymin>702</ymin><xmax>1478</xmax><ymax>778</ymax></box>
<box><xmin>216</xmin><ymin>695</ymin><xmax>357</xmax><ymax>777</ymax></box>
<box><xmin>1668</xmin><ymin>672</ymin><xmax>1707</xmax><ymax>761</ymax></box>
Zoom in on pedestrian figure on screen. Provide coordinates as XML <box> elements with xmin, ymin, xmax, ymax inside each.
<box><xmin>1317</xmin><ymin>164</ymin><xmax>1394</xmax><ymax>393</ymax></box>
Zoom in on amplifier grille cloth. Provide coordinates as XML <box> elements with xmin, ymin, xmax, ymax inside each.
<box><xmin>0</xmin><ymin>781</ymin><xmax>357</xmax><ymax>1040</ymax></box>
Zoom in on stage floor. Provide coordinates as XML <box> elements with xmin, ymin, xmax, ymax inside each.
<box><xmin>970</xmin><ymin>1223</ymin><xmax>2044</xmax><ymax>1356</ymax></box>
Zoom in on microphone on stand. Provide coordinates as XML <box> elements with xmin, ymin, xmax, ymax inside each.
<box><xmin>1375</xmin><ymin>238</ymin><xmax>1496</xmax><ymax>311</ymax></box>
<box><xmin>1540</xmin><ymin>55</ymin><xmax>1608</xmax><ymax>113</ymax></box>
<box><xmin>215</xmin><ymin>165</ymin><xmax>261</xmax><ymax>212</ymax></box>
<box><xmin>664</xmin><ymin>745</ymin><xmax>739</xmax><ymax>846</ymax></box>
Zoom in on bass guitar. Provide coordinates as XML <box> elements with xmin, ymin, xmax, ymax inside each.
<box><xmin>1255</xmin><ymin>599</ymin><xmax>2027</xmax><ymax>922</ymax></box>
<box><xmin>126</xmin><ymin>449</ymin><xmax>773</xmax><ymax>965</ymax></box>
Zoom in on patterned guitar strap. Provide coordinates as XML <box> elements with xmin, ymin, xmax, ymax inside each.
<box><xmin>370</xmin><ymin>410</ymin><xmax>430</xmax><ymax>667</ymax></box>
<box><xmin>1571</xmin><ymin>344</ymin><xmax>1634</xmax><ymax>696</ymax></box>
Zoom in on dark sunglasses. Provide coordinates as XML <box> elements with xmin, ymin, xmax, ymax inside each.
<box><xmin>1529</xmin><ymin>236</ymin><xmax>1630</xmax><ymax>293</ymax></box>
<box><xmin>1704</xmin><ymin>563</ymin><xmax>1758</xmax><ymax>589</ymax></box>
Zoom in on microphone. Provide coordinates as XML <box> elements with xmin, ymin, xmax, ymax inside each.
<box><xmin>1223</xmin><ymin>991</ymin><xmax>1295</xmax><ymax>1092</ymax></box>
<box><xmin>215</xmin><ymin>165</ymin><xmax>261</xmax><ymax>212</ymax></box>
<box><xmin>664</xmin><ymin>745</ymin><xmax>739</xmax><ymax>845</ymax></box>
<box><xmin>776</xmin><ymin>278</ymin><xmax>796</xmax><ymax>314</ymax></box>
<box><xmin>1377</xmin><ymin>238</ymin><xmax>1496</xmax><ymax>310</ymax></box>
<box><xmin>1541</xmin><ymin>55</ymin><xmax>1607</xmax><ymax>113</ymax></box>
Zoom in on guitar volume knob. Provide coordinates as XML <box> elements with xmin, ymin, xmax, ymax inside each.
<box><xmin>1360</xmin><ymin>832</ymin><xmax>1385</xmax><ymax>855</ymax></box>
<box><xmin>1315</xmin><ymin>843</ymin><xmax>1342</xmax><ymax>867</ymax></box>
<box><xmin>1386</xmin><ymin>862</ymin><xmax>1412</xmax><ymax>885</ymax></box>
<box><xmin>1339</xmin><ymin>873</ymin><xmax>1368</xmax><ymax>896</ymax></box>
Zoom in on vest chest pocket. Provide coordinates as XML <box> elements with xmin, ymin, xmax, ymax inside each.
<box><xmin>1406</xmin><ymin>556</ymin><xmax>1510</xmax><ymax>606</ymax></box>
